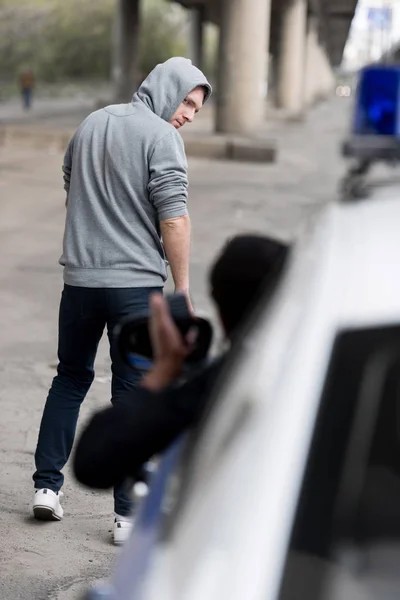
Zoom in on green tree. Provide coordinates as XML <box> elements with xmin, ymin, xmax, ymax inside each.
<box><xmin>0</xmin><ymin>0</ymin><xmax>210</xmax><ymax>86</ymax></box>
<box><xmin>36</xmin><ymin>0</ymin><xmax>114</xmax><ymax>81</ymax></box>
<box><xmin>140</xmin><ymin>0</ymin><xmax>187</xmax><ymax>76</ymax></box>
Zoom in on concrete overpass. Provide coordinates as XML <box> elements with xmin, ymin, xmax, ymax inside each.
<box><xmin>113</xmin><ymin>0</ymin><xmax>358</xmax><ymax>136</ymax></box>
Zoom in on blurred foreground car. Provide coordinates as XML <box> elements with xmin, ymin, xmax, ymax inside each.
<box><xmin>84</xmin><ymin>66</ymin><xmax>400</xmax><ymax>600</ymax></box>
<box><xmin>85</xmin><ymin>184</ymin><xmax>400</xmax><ymax>600</ymax></box>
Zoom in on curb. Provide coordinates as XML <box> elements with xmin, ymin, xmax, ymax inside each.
<box><xmin>0</xmin><ymin>124</ymin><xmax>278</xmax><ymax>164</ymax></box>
<box><xmin>0</xmin><ymin>124</ymin><xmax>75</xmax><ymax>152</ymax></box>
<box><xmin>183</xmin><ymin>134</ymin><xmax>277</xmax><ymax>163</ymax></box>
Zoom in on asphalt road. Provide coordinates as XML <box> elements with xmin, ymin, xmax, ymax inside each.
<box><xmin>0</xmin><ymin>96</ymin><xmax>351</xmax><ymax>599</ymax></box>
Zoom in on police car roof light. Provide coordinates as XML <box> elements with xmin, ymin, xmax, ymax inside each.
<box><xmin>353</xmin><ymin>64</ymin><xmax>400</xmax><ymax>137</ymax></box>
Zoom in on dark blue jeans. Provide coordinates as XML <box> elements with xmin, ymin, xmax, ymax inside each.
<box><xmin>22</xmin><ymin>88</ymin><xmax>32</xmax><ymax>109</ymax></box>
<box><xmin>33</xmin><ymin>284</ymin><xmax>161</xmax><ymax>517</ymax></box>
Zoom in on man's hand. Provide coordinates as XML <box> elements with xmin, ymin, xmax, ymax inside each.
<box><xmin>175</xmin><ymin>288</ymin><xmax>194</xmax><ymax>315</ymax></box>
<box><xmin>141</xmin><ymin>293</ymin><xmax>193</xmax><ymax>392</ymax></box>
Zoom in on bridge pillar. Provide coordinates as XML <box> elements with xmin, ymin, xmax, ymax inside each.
<box><xmin>316</xmin><ymin>42</ymin><xmax>336</xmax><ymax>99</ymax></box>
<box><xmin>304</xmin><ymin>15</ymin><xmax>320</xmax><ymax>106</ymax></box>
<box><xmin>113</xmin><ymin>0</ymin><xmax>141</xmax><ymax>103</ymax></box>
<box><xmin>304</xmin><ymin>16</ymin><xmax>336</xmax><ymax>106</ymax></box>
<box><xmin>188</xmin><ymin>6</ymin><xmax>205</xmax><ymax>70</ymax></box>
<box><xmin>216</xmin><ymin>0</ymin><xmax>271</xmax><ymax>134</ymax></box>
<box><xmin>276</xmin><ymin>0</ymin><xmax>307</xmax><ymax>114</ymax></box>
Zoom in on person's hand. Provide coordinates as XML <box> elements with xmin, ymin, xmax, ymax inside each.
<box><xmin>141</xmin><ymin>293</ymin><xmax>194</xmax><ymax>392</ymax></box>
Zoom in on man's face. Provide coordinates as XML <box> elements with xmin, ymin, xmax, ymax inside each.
<box><xmin>169</xmin><ymin>86</ymin><xmax>205</xmax><ymax>130</ymax></box>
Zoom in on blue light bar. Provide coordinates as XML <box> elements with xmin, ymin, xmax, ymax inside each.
<box><xmin>353</xmin><ymin>65</ymin><xmax>400</xmax><ymax>136</ymax></box>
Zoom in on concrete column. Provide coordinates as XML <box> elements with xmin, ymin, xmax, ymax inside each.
<box><xmin>113</xmin><ymin>0</ymin><xmax>141</xmax><ymax>103</ymax></box>
<box><xmin>316</xmin><ymin>43</ymin><xmax>336</xmax><ymax>97</ymax></box>
<box><xmin>303</xmin><ymin>15</ymin><xmax>336</xmax><ymax>106</ymax></box>
<box><xmin>188</xmin><ymin>6</ymin><xmax>205</xmax><ymax>70</ymax></box>
<box><xmin>304</xmin><ymin>16</ymin><xmax>320</xmax><ymax>106</ymax></box>
<box><xmin>276</xmin><ymin>0</ymin><xmax>307</xmax><ymax>114</ymax></box>
<box><xmin>216</xmin><ymin>0</ymin><xmax>271</xmax><ymax>135</ymax></box>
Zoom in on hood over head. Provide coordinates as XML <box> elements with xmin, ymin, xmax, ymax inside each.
<box><xmin>133</xmin><ymin>57</ymin><xmax>212</xmax><ymax>122</ymax></box>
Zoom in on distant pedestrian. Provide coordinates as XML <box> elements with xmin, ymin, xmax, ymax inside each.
<box><xmin>19</xmin><ymin>68</ymin><xmax>34</xmax><ymax>110</ymax></box>
<box><xmin>31</xmin><ymin>57</ymin><xmax>212</xmax><ymax>546</ymax></box>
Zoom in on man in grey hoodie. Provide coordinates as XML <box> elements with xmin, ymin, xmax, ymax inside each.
<box><xmin>31</xmin><ymin>57</ymin><xmax>212</xmax><ymax>544</ymax></box>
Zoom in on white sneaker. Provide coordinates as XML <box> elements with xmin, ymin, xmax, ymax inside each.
<box><xmin>33</xmin><ymin>488</ymin><xmax>64</xmax><ymax>521</ymax></box>
<box><xmin>113</xmin><ymin>516</ymin><xmax>133</xmax><ymax>546</ymax></box>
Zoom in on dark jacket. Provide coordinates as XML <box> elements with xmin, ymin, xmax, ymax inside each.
<box><xmin>73</xmin><ymin>358</ymin><xmax>223</xmax><ymax>489</ymax></box>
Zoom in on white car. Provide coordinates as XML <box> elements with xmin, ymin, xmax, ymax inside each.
<box><xmin>86</xmin><ymin>180</ymin><xmax>400</xmax><ymax>600</ymax></box>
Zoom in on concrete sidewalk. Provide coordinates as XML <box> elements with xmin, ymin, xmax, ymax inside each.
<box><xmin>0</xmin><ymin>92</ymin><xmax>289</xmax><ymax>132</ymax></box>
<box><xmin>0</xmin><ymin>96</ymin><xmax>96</xmax><ymax>125</ymax></box>
<box><xmin>0</xmin><ymin>96</ymin><xmax>351</xmax><ymax>599</ymax></box>
<box><xmin>0</xmin><ymin>94</ymin><xmax>297</xmax><ymax>162</ymax></box>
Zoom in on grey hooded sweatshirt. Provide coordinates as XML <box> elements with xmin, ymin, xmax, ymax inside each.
<box><xmin>60</xmin><ymin>57</ymin><xmax>212</xmax><ymax>288</ymax></box>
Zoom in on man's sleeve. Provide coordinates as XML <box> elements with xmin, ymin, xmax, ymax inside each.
<box><xmin>148</xmin><ymin>132</ymin><xmax>188</xmax><ymax>221</ymax></box>
<box><xmin>62</xmin><ymin>136</ymin><xmax>74</xmax><ymax>198</ymax></box>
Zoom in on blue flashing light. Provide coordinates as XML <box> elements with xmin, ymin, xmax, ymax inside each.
<box><xmin>353</xmin><ymin>65</ymin><xmax>400</xmax><ymax>137</ymax></box>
